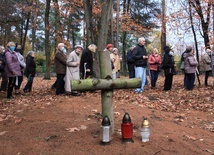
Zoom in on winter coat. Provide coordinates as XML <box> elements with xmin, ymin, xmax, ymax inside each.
<box><xmin>15</xmin><ymin>52</ymin><xmax>26</xmax><ymax>71</ymax></box>
<box><xmin>148</xmin><ymin>54</ymin><xmax>162</xmax><ymax>71</ymax></box>
<box><xmin>126</xmin><ymin>49</ymin><xmax>135</xmax><ymax>71</ymax></box>
<box><xmin>54</xmin><ymin>49</ymin><xmax>67</xmax><ymax>74</ymax></box>
<box><xmin>0</xmin><ymin>52</ymin><xmax>6</xmax><ymax>72</ymax></box>
<box><xmin>162</xmin><ymin>51</ymin><xmax>175</xmax><ymax>76</ymax></box>
<box><xmin>64</xmin><ymin>51</ymin><xmax>80</xmax><ymax>92</ymax></box>
<box><xmin>184</xmin><ymin>52</ymin><xmax>198</xmax><ymax>74</ymax></box>
<box><xmin>132</xmin><ymin>44</ymin><xmax>148</xmax><ymax>67</ymax></box>
<box><xmin>24</xmin><ymin>54</ymin><xmax>36</xmax><ymax>77</ymax></box>
<box><xmin>110</xmin><ymin>53</ymin><xmax>120</xmax><ymax>72</ymax></box>
<box><xmin>201</xmin><ymin>51</ymin><xmax>212</xmax><ymax>71</ymax></box>
<box><xmin>80</xmin><ymin>48</ymin><xmax>93</xmax><ymax>76</ymax></box>
<box><xmin>4</xmin><ymin>48</ymin><xmax>21</xmax><ymax>77</ymax></box>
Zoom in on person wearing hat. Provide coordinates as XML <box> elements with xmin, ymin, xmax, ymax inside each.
<box><xmin>64</xmin><ymin>44</ymin><xmax>83</xmax><ymax>96</ymax></box>
<box><xmin>201</xmin><ymin>49</ymin><xmax>212</xmax><ymax>86</ymax></box>
<box><xmin>104</xmin><ymin>43</ymin><xmax>115</xmax><ymax>71</ymax></box>
<box><xmin>54</xmin><ymin>43</ymin><xmax>67</xmax><ymax>95</ymax></box>
<box><xmin>80</xmin><ymin>44</ymin><xmax>97</xmax><ymax>79</ymax></box>
<box><xmin>183</xmin><ymin>46</ymin><xmax>198</xmax><ymax>90</ymax></box>
<box><xmin>162</xmin><ymin>46</ymin><xmax>176</xmax><ymax>91</ymax></box>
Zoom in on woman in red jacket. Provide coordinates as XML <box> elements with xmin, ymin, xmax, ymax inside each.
<box><xmin>148</xmin><ymin>48</ymin><xmax>162</xmax><ymax>89</ymax></box>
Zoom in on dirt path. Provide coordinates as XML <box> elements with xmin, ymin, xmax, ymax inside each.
<box><xmin>0</xmin><ymin>76</ymin><xmax>213</xmax><ymax>155</ymax></box>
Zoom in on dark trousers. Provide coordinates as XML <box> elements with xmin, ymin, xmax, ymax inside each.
<box><xmin>0</xmin><ymin>71</ymin><xmax>8</xmax><ymax>91</ymax></box>
<box><xmin>185</xmin><ymin>73</ymin><xmax>195</xmax><ymax>90</ymax></box>
<box><xmin>128</xmin><ymin>70</ymin><xmax>135</xmax><ymax>78</ymax></box>
<box><xmin>56</xmin><ymin>74</ymin><xmax>65</xmax><ymax>95</ymax></box>
<box><xmin>164</xmin><ymin>74</ymin><xmax>173</xmax><ymax>90</ymax></box>
<box><xmin>7</xmin><ymin>77</ymin><xmax>15</xmax><ymax>98</ymax></box>
<box><xmin>15</xmin><ymin>71</ymin><xmax>24</xmax><ymax>90</ymax></box>
<box><xmin>150</xmin><ymin>70</ymin><xmax>159</xmax><ymax>87</ymax></box>
<box><xmin>205</xmin><ymin>70</ymin><xmax>211</xmax><ymax>86</ymax></box>
<box><xmin>24</xmin><ymin>76</ymin><xmax>34</xmax><ymax>92</ymax></box>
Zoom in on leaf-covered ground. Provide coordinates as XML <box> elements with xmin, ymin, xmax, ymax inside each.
<box><xmin>0</xmin><ymin>75</ymin><xmax>213</xmax><ymax>155</ymax></box>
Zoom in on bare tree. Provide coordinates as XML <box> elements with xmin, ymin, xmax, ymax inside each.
<box><xmin>161</xmin><ymin>0</ymin><xmax>166</xmax><ymax>55</ymax></box>
<box><xmin>44</xmin><ymin>0</ymin><xmax>51</xmax><ymax>79</ymax></box>
<box><xmin>189</xmin><ymin>0</ymin><xmax>212</xmax><ymax>48</ymax></box>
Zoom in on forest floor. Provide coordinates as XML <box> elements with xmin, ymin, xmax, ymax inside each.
<box><xmin>0</xmin><ymin>75</ymin><xmax>213</xmax><ymax>155</ymax></box>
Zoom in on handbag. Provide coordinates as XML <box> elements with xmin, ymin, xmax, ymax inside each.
<box><xmin>180</xmin><ymin>61</ymin><xmax>185</xmax><ymax>70</ymax></box>
<box><xmin>157</xmin><ymin>65</ymin><xmax>162</xmax><ymax>72</ymax></box>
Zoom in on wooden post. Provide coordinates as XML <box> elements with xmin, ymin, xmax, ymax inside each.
<box><xmin>99</xmin><ymin>49</ymin><xmax>115</xmax><ymax>134</ymax></box>
<box><xmin>71</xmin><ymin>52</ymin><xmax>141</xmax><ymax>134</ymax></box>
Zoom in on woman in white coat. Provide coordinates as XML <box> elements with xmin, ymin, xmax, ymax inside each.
<box><xmin>64</xmin><ymin>45</ymin><xmax>83</xmax><ymax>96</ymax></box>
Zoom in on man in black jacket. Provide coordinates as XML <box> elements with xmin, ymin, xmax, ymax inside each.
<box><xmin>132</xmin><ymin>37</ymin><xmax>148</xmax><ymax>93</ymax></box>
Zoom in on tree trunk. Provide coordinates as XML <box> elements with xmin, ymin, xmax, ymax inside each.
<box><xmin>31</xmin><ymin>0</ymin><xmax>39</xmax><ymax>51</ymax></box>
<box><xmin>161</xmin><ymin>0</ymin><xmax>166</xmax><ymax>55</ymax></box>
<box><xmin>44</xmin><ymin>0</ymin><xmax>51</xmax><ymax>79</ymax></box>
<box><xmin>97</xmin><ymin>0</ymin><xmax>114</xmax><ymax>134</ymax></box>
<box><xmin>22</xmin><ymin>12</ymin><xmax>31</xmax><ymax>54</ymax></box>
<box><xmin>53</xmin><ymin>0</ymin><xmax>63</xmax><ymax>53</ymax></box>
<box><xmin>71</xmin><ymin>78</ymin><xmax>141</xmax><ymax>91</ymax></box>
<box><xmin>188</xmin><ymin>1</ymin><xmax>200</xmax><ymax>71</ymax></box>
<box><xmin>83</xmin><ymin>0</ymin><xmax>94</xmax><ymax>46</ymax></box>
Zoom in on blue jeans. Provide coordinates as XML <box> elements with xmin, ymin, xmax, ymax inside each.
<box><xmin>135</xmin><ymin>67</ymin><xmax>146</xmax><ymax>91</ymax></box>
<box><xmin>150</xmin><ymin>70</ymin><xmax>159</xmax><ymax>87</ymax></box>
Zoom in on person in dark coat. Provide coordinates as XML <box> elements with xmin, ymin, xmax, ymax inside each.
<box><xmin>4</xmin><ymin>41</ymin><xmax>22</xmax><ymax>99</ymax></box>
<box><xmin>0</xmin><ymin>45</ymin><xmax>8</xmax><ymax>91</ymax></box>
<box><xmin>23</xmin><ymin>51</ymin><xmax>36</xmax><ymax>92</ymax></box>
<box><xmin>126</xmin><ymin>46</ymin><xmax>135</xmax><ymax>78</ymax></box>
<box><xmin>54</xmin><ymin>43</ymin><xmax>67</xmax><ymax>95</ymax></box>
<box><xmin>80</xmin><ymin>44</ymin><xmax>97</xmax><ymax>79</ymax></box>
<box><xmin>132</xmin><ymin>37</ymin><xmax>148</xmax><ymax>93</ymax></box>
<box><xmin>162</xmin><ymin>46</ymin><xmax>175</xmax><ymax>91</ymax></box>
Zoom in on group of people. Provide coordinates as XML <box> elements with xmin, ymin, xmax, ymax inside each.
<box><xmin>54</xmin><ymin>43</ymin><xmax>97</xmax><ymax>96</ymax></box>
<box><xmin>127</xmin><ymin>36</ymin><xmax>213</xmax><ymax>92</ymax></box>
<box><xmin>0</xmin><ymin>41</ymin><xmax>36</xmax><ymax>99</ymax></box>
<box><xmin>54</xmin><ymin>42</ymin><xmax>123</xmax><ymax>96</ymax></box>
<box><xmin>180</xmin><ymin>47</ymin><xmax>213</xmax><ymax>89</ymax></box>
<box><xmin>127</xmin><ymin>37</ymin><xmax>165</xmax><ymax>92</ymax></box>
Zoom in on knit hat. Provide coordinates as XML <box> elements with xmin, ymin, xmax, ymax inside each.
<box><xmin>75</xmin><ymin>45</ymin><xmax>84</xmax><ymax>50</ymax></box>
<box><xmin>106</xmin><ymin>44</ymin><xmax>113</xmax><ymax>49</ymax></box>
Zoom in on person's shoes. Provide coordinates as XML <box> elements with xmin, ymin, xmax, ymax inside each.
<box><xmin>135</xmin><ymin>89</ymin><xmax>143</xmax><ymax>93</ymax></box>
<box><xmin>7</xmin><ymin>96</ymin><xmax>14</xmax><ymax>99</ymax></box>
<box><xmin>23</xmin><ymin>89</ymin><xmax>27</xmax><ymax>93</ymax></box>
<box><xmin>71</xmin><ymin>92</ymin><xmax>81</xmax><ymax>96</ymax></box>
<box><xmin>15</xmin><ymin>92</ymin><xmax>21</xmax><ymax>95</ymax></box>
<box><xmin>151</xmin><ymin>87</ymin><xmax>157</xmax><ymax>89</ymax></box>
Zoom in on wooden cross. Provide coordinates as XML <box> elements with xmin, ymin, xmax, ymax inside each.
<box><xmin>71</xmin><ymin>51</ymin><xmax>141</xmax><ymax>133</ymax></box>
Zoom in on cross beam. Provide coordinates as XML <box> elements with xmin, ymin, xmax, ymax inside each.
<box><xmin>71</xmin><ymin>50</ymin><xmax>141</xmax><ymax>134</ymax></box>
<box><xmin>71</xmin><ymin>78</ymin><xmax>141</xmax><ymax>91</ymax></box>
